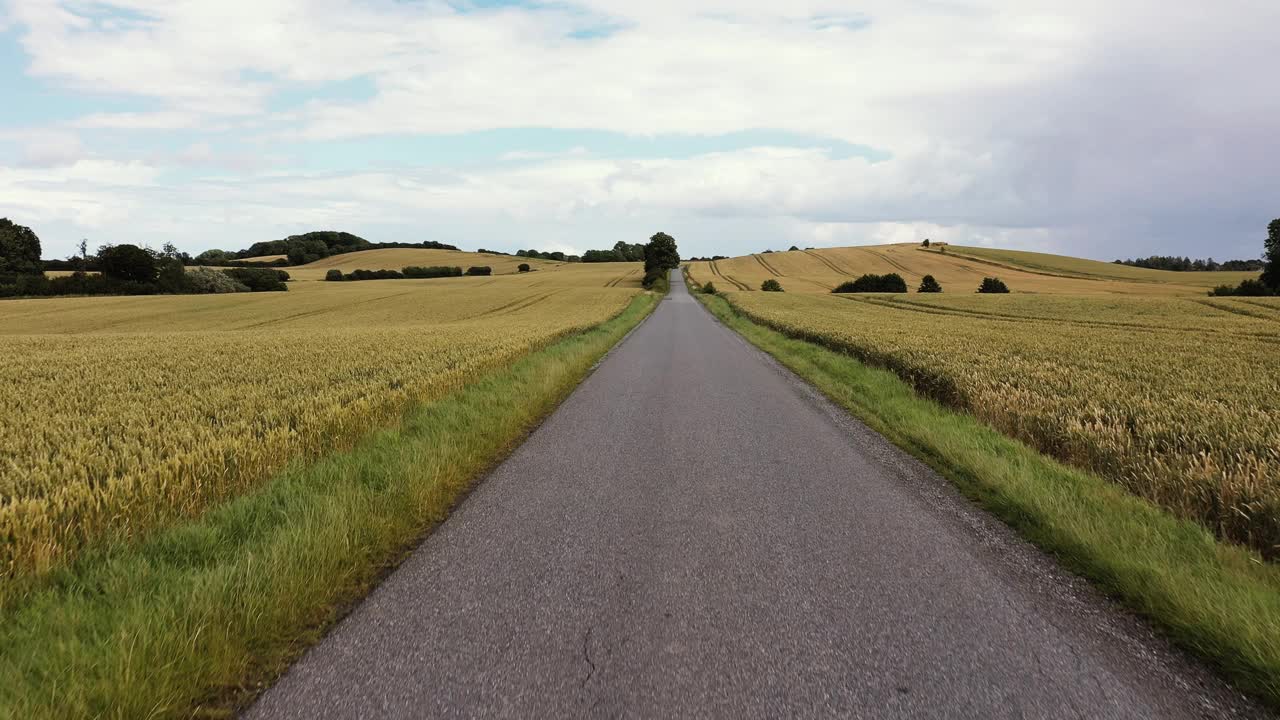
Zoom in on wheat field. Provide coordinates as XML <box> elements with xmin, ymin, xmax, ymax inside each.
<box><xmin>724</xmin><ymin>290</ymin><xmax>1280</xmax><ymax>555</ymax></box>
<box><xmin>0</xmin><ymin>260</ymin><xmax>642</xmax><ymax>580</ymax></box>
<box><xmin>686</xmin><ymin>243</ymin><xmax>1256</xmax><ymax>295</ymax></box>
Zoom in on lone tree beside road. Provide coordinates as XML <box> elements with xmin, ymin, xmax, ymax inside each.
<box><xmin>642</xmin><ymin>232</ymin><xmax>680</xmax><ymax>289</ymax></box>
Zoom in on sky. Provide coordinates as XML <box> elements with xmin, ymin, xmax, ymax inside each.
<box><xmin>1</xmin><ymin>0</ymin><xmax>1277</xmax><ymax>261</ymax></box>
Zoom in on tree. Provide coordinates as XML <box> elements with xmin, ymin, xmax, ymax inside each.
<box><xmin>643</xmin><ymin>232</ymin><xmax>680</xmax><ymax>272</ymax></box>
<box><xmin>1263</xmin><ymin>218</ymin><xmax>1280</xmax><ymax>291</ymax></box>
<box><xmin>761</xmin><ymin>279</ymin><xmax>784</xmax><ymax>292</ymax></box>
<box><xmin>156</xmin><ymin>257</ymin><xmax>188</xmax><ymax>293</ymax></box>
<box><xmin>518</xmin><ymin>263</ymin><xmax>531</xmax><ymax>272</ymax></box>
<box><xmin>918</xmin><ymin>274</ymin><xmax>942</xmax><ymax>292</ymax></box>
<box><xmin>922</xmin><ymin>238</ymin><xmax>931</xmax><ymax>248</ymax></box>
<box><xmin>97</xmin><ymin>244</ymin><xmax>158</xmax><ymax>283</ymax></box>
<box><xmin>0</xmin><ymin>218</ymin><xmax>43</xmax><ymax>276</ymax></box>
<box><xmin>978</xmin><ymin>277</ymin><xmax>1010</xmax><ymax>293</ymax></box>
<box><xmin>195</xmin><ymin>249</ymin><xmax>233</xmax><ymax>266</ymax></box>
<box><xmin>325</xmin><ymin>269</ymin><xmax>344</xmax><ymax>281</ymax></box>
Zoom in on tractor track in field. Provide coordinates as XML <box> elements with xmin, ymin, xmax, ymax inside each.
<box><xmin>709</xmin><ymin>261</ymin><xmax>751</xmax><ymax>291</ymax></box>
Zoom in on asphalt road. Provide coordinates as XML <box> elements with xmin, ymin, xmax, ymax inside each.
<box><xmin>249</xmin><ymin>271</ymin><xmax>1262</xmax><ymax>719</ymax></box>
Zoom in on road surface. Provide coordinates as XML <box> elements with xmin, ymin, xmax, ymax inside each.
<box><xmin>249</xmin><ymin>271</ymin><xmax>1260</xmax><ymax>718</ymax></box>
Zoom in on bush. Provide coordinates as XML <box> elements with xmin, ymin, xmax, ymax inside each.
<box><xmin>518</xmin><ymin>263</ymin><xmax>531</xmax><ymax>273</ymax></box>
<box><xmin>977</xmin><ymin>277</ymin><xmax>1010</xmax><ymax>294</ymax></box>
<box><xmin>761</xmin><ymin>279</ymin><xmax>784</xmax><ymax>292</ymax></box>
<box><xmin>465</xmin><ymin>266</ymin><xmax>492</xmax><ymax>276</ymax></box>
<box><xmin>402</xmin><ymin>265</ymin><xmax>462</xmax><ymax>279</ymax></box>
<box><xmin>98</xmin><ymin>244</ymin><xmax>158</xmax><ymax>283</ymax></box>
<box><xmin>833</xmin><ymin>273</ymin><xmax>907</xmax><ymax>293</ymax></box>
<box><xmin>1209</xmin><ymin>279</ymin><xmax>1275</xmax><ymax>297</ymax></box>
<box><xmin>348</xmin><ymin>269</ymin><xmax>403</xmax><ymax>281</ymax></box>
<box><xmin>641</xmin><ymin>268</ymin><xmax>668</xmax><ymax>290</ymax></box>
<box><xmin>221</xmin><ymin>268</ymin><xmax>288</xmax><ymax>292</ymax></box>
<box><xmin>917</xmin><ymin>275</ymin><xmax>943</xmax><ymax>293</ymax></box>
<box><xmin>701</xmin><ymin>282</ymin><xmax>717</xmax><ymax>295</ymax></box>
<box><xmin>922</xmin><ymin>238</ymin><xmax>931</xmax><ymax>248</ymax></box>
<box><xmin>187</xmin><ymin>267</ymin><xmax>249</xmax><ymax>293</ymax></box>
<box><xmin>325</xmin><ymin>269</ymin><xmax>344</xmax><ymax>282</ymax></box>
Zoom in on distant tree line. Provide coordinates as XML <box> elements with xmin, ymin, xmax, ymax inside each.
<box><xmin>1113</xmin><ymin>255</ymin><xmax>1264</xmax><ymax>272</ymax></box>
<box><xmin>324</xmin><ymin>266</ymin><xmax>489</xmax><ymax>281</ymax></box>
<box><xmin>686</xmin><ymin>255</ymin><xmax>730</xmax><ymax>262</ymax></box>
<box><xmin>193</xmin><ymin>232</ymin><xmax>461</xmax><ymax>267</ymax></box>
<box><xmin>516</xmin><ymin>249</ymin><xmax>579</xmax><ymax>262</ymax></box>
<box><xmin>1</xmin><ymin>218</ymin><xmax>287</xmax><ymax>298</ymax></box>
<box><xmin>1209</xmin><ymin>219</ymin><xmax>1280</xmax><ymax>296</ymax></box>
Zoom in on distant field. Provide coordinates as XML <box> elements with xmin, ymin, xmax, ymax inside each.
<box><xmin>237</xmin><ymin>254</ymin><xmax>288</xmax><ymax>263</ymax></box>
<box><xmin>0</xmin><ymin>261</ymin><xmax>642</xmax><ymax>580</ymax></box>
<box><xmin>725</xmin><ymin>290</ymin><xmax>1280</xmax><ymax>555</ymax></box>
<box><xmin>686</xmin><ymin>243</ymin><xmax>1256</xmax><ymax>295</ymax></box>
<box><xmin>287</xmin><ymin>248</ymin><xmax>549</xmax><ymax>279</ymax></box>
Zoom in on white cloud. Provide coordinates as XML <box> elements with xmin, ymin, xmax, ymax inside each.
<box><xmin>2</xmin><ymin>0</ymin><xmax>1277</xmax><ymax>260</ymax></box>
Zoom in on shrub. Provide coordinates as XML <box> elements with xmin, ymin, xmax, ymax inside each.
<box><xmin>922</xmin><ymin>238</ymin><xmax>931</xmax><ymax>248</ymax></box>
<box><xmin>761</xmin><ymin>279</ymin><xmax>784</xmax><ymax>292</ymax></box>
<box><xmin>518</xmin><ymin>263</ymin><xmax>531</xmax><ymax>273</ymax></box>
<box><xmin>978</xmin><ymin>277</ymin><xmax>1010</xmax><ymax>294</ymax></box>
<box><xmin>221</xmin><ymin>268</ymin><xmax>288</xmax><ymax>292</ymax></box>
<box><xmin>701</xmin><ymin>282</ymin><xmax>717</xmax><ymax>295</ymax></box>
<box><xmin>187</xmin><ymin>267</ymin><xmax>249</xmax><ymax>293</ymax></box>
<box><xmin>917</xmin><ymin>275</ymin><xmax>943</xmax><ymax>293</ymax></box>
<box><xmin>641</xmin><ymin>268</ymin><xmax>668</xmax><ymax>290</ymax></box>
<box><xmin>1209</xmin><ymin>279</ymin><xmax>1275</xmax><ymax>297</ymax></box>
<box><xmin>403</xmin><ymin>266</ymin><xmax>462</xmax><ymax>279</ymax></box>
<box><xmin>325</xmin><ymin>269</ymin><xmax>344</xmax><ymax>282</ymax></box>
<box><xmin>348</xmin><ymin>269</ymin><xmax>403</xmax><ymax>281</ymax></box>
<box><xmin>833</xmin><ymin>273</ymin><xmax>907</xmax><ymax>293</ymax></box>
<box><xmin>465</xmin><ymin>266</ymin><xmax>492</xmax><ymax>276</ymax></box>
<box><xmin>98</xmin><ymin>244</ymin><xmax>158</xmax><ymax>283</ymax></box>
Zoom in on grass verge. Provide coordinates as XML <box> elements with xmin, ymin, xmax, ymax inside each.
<box><xmin>694</xmin><ymin>286</ymin><xmax>1280</xmax><ymax>709</ymax></box>
<box><xmin>0</xmin><ymin>292</ymin><xmax>659</xmax><ymax>719</ymax></box>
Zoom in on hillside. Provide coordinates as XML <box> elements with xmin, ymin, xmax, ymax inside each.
<box><xmin>686</xmin><ymin>243</ymin><xmax>1257</xmax><ymax>295</ymax></box>
<box><xmin>289</xmin><ymin>248</ymin><xmax>552</xmax><ymax>280</ymax></box>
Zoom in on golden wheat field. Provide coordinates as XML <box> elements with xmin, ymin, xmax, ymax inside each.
<box><xmin>0</xmin><ymin>259</ymin><xmax>643</xmax><ymax>579</ymax></box>
<box><xmin>686</xmin><ymin>243</ymin><xmax>1256</xmax><ymax>295</ymax></box>
<box><xmin>725</xmin><ymin>289</ymin><xmax>1280</xmax><ymax>555</ymax></box>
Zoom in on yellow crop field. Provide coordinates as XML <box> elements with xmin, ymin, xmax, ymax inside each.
<box><xmin>726</xmin><ymin>291</ymin><xmax>1280</xmax><ymax>555</ymax></box>
<box><xmin>686</xmin><ymin>244</ymin><xmax>1256</xmax><ymax>295</ymax></box>
<box><xmin>0</xmin><ymin>269</ymin><xmax>641</xmax><ymax>580</ymax></box>
<box><xmin>286</xmin><ymin>248</ymin><xmax>555</xmax><ymax>279</ymax></box>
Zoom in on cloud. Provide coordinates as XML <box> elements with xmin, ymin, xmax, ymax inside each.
<box><xmin>1</xmin><ymin>0</ymin><xmax>1277</xmax><ymax>260</ymax></box>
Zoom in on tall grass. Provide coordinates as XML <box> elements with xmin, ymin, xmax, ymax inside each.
<box><xmin>0</xmin><ymin>293</ymin><xmax>658</xmax><ymax>719</ymax></box>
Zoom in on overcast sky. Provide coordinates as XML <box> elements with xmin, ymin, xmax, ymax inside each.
<box><xmin>1</xmin><ymin>0</ymin><xmax>1277</xmax><ymax>260</ymax></box>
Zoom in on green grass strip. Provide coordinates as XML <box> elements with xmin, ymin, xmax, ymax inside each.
<box><xmin>694</xmin><ymin>288</ymin><xmax>1280</xmax><ymax>709</ymax></box>
<box><xmin>0</xmin><ymin>292</ymin><xmax>659</xmax><ymax>719</ymax></box>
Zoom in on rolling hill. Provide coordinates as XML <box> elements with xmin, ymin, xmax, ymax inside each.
<box><xmin>686</xmin><ymin>243</ymin><xmax>1257</xmax><ymax>295</ymax></box>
